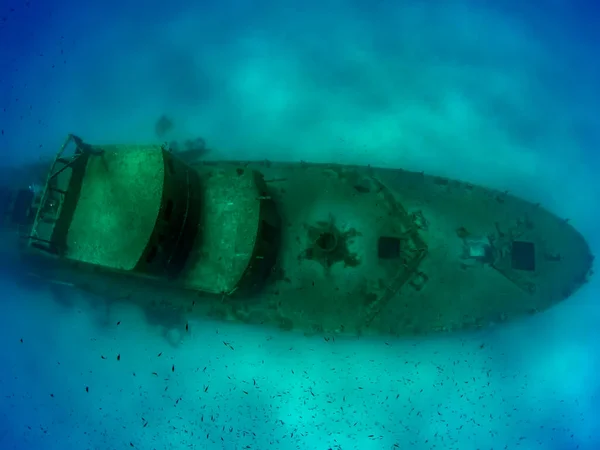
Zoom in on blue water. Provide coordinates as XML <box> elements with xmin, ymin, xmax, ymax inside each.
<box><xmin>1</xmin><ymin>1</ymin><xmax>599</xmax><ymax>449</ymax></box>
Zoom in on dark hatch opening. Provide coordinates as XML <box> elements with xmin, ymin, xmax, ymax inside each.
<box><xmin>511</xmin><ymin>240</ymin><xmax>536</xmax><ymax>271</ymax></box>
<box><xmin>378</xmin><ymin>236</ymin><xmax>401</xmax><ymax>259</ymax></box>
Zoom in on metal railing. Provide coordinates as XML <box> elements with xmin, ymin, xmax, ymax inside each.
<box><xmin>27</xmin><ymin>135</ymin><xmax>82</xmax><ymax>254</ymax></box>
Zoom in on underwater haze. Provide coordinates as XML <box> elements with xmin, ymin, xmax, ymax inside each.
<box><xmin>1</xmin><ymin>0</ymin><xmax>599</xmax><ymax>449</ymax></box>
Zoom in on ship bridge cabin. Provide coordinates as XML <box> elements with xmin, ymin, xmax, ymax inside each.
<box><xmin>22</xmin><ymin>134</ymin><xmax>281</xmax><ymax>296</ymax></box>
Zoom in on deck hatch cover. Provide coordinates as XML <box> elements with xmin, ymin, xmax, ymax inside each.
<box><xmin>491</xmin><ymin>222</ymin><xmax>538</xmax><ymax>294</ymax></box>
<box><xmin>363</xmin><ymin>178</ymin><xmax>428</xmax><ymax>326</ymax></box>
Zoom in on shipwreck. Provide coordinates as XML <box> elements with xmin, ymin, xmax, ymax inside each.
<box><xmin>0</xmin><ymin>134</ymin><xmax>593</xmax><ymax>336</ymax></box>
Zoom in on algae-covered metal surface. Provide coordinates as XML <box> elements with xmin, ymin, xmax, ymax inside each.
<box><xmin>182</xmin><ymin>167</ymin><xmax>262</xmax><ymax>294</ymax></box>
<box><xmin>65</xmin><ymin>145</ymin><xmax>163</xmax><ymax>270</ymax></box>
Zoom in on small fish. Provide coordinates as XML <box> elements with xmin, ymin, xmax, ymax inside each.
<box><xmin>157</xmin><ymin>352</ymin><xmax>162</xmax><ymax>357</ymax></box>
<box><xmin>116</xmin><ymin>321</ymin><xmax>121</xmax><ymax>326</ymax></box>
<box><xmin>171</xmin><ymin>364</ymin><xmax>175</xmax><ymax>372</ymax></box>
<box><xmin>117</xmin><ymin>354</ymin><xmax>121</xmax><ymax>361</ymax></box>
<box><xmin>185</xmin><ymin>323</ymin><xmax>189</xmax><ymax>332</ymax></box>
<box><xmin>204</xmin><ymin>385</ymin><xmax>209</xmax><ymax>393</ymax></box>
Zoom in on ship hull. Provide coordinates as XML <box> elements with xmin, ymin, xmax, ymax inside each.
<box><xmin>1</xmin><ymin>159</ymin><xmax>594</xmax><ymax>337</ymax></box>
